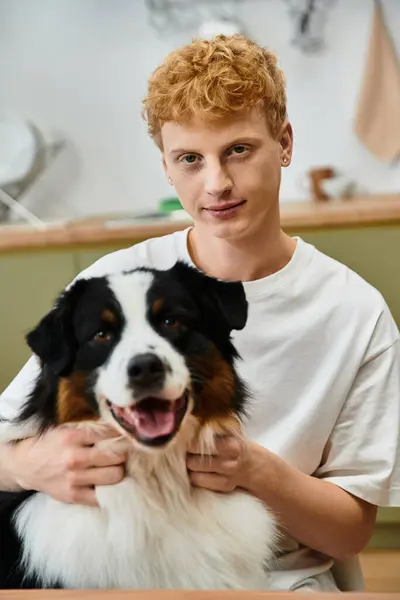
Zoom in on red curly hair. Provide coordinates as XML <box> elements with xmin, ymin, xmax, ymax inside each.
<box><xmin>142</xmin><ymin>34</ymin><xmax>287</xmax><ymax>146</ymax></box>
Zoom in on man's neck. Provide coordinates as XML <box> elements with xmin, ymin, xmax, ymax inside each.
<box><xmin>188</xmin><ymin>223</ymin><xmax>297</xmax><ymax>283</ymax></box>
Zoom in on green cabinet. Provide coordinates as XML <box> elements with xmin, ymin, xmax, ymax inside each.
<box><xmin>74</xmin><ymin>244</ymin><xmax>134</xmax><ymax>273</ymax></box>
<box><xmin>0</xmin><ymin>251</ymin><xmax>76</xmax><ymax>391</ymax></box>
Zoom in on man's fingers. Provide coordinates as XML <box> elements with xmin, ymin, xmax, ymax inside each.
<box><xmin>189</xmin><ymin>471</ymin><xmax>232</xmax><ymax>492</ymax></box>
<box><xmin>69</xmin><ymin>465</ymin><xmax>125</xmax><ymax>488</ymax></box>
<box><xmin>187</xmin><ymin>454</ymin><xmax>238</xmax><ymax>476</ymax></box>
<box><xmin>60</xmin><ymin>424</ymin><xmax>121</xmax><ymax>447</ymax></box>
<box><xmin>88</xmin><ymin>447</ymin><xmax>127</xmax><ymax>468</ymax></box>
<box><xmin>187</xmin><ymin>453</ymin><xmax>216</xmax><ymax>472</ymax></box>
<box><xmin>64</xmin><ymin>445</ymin><xmax>126</xmax><ymax>471</ymax></box>
<box><xmin>68</xmin><ymin>487</ymin><xmax>99</xmax><ymax>507</ymax></box>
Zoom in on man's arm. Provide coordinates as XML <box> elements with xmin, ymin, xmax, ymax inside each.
<box><xmin>188</xmin><ymin>340</ymin><xmax>400</xmax><ymax>561</ymax></box>
<box><xmin>0</xmin><ymin>442</ymin><xmax>24</xmax><ymax>492</ymax></box>
<box><xmin>187</xmin><ymin>437</ymin><xmax>377</xmax><ymax>562</ymax></box>
<box><xmin>247</xmin><ymin>442</ymin><xmax>377</xmax><ymax>561</ymax></box>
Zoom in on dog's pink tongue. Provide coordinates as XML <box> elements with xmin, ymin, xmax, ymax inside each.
<box><xmin>135</xmin><ymin>407</ymin><xmax>175</xmax><ymax>439</ymax></box>
<box><xmin>119</xmin><ymin>404</ymin><xmax>175</xmax><ymax>439</ymax></box>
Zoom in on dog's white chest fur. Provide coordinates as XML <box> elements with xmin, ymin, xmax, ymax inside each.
<box><xmin>14</xmin><ymin>444</ymin><xmax>276</xmax><ymax>590</ymax></box>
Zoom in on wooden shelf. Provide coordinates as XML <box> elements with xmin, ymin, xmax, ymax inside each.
<box><xmin>0</xmin><ymin>194</ymin><xmax>399</xmax><ymax>253</ymax></box>
<box><xmin>280</xmin><ymin>194</ymin><xmax>400</xmax><ymax>230</ymax></box>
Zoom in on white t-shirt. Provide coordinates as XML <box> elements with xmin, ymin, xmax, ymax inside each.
<box><xmin>1</xmin><ymin>230</ymin><xmax>400</xmax><ymax>591</ymax></box>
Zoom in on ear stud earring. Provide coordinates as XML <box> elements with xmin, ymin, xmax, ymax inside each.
<box><xmin>168</xmin><ymin>177</ymin><xmax>173</xmax><ymax>184</ymax></box>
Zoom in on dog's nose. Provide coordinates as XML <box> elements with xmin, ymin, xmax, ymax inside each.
<box><xmin>128</xmin><ymin>353</ymin><xmax>165</xmax><ymax>388</ymax></box>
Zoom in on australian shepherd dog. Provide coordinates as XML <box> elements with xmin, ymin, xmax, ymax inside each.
<box><xmin>0</xmin><ymin>261</ymin><xmax>277</xmax><ymax>589</ymax></box>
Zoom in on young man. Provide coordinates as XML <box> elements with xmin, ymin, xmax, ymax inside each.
<box><xmin>1</xmin><ymin>35</ymin><xmax>399</xmax><ymax>591</ymax></box>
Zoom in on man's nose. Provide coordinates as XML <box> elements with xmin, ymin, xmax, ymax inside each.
<box><xmin>204</xmin><ymin>162</ymin><xmax>233</xmax><ymax>197</ymax></box>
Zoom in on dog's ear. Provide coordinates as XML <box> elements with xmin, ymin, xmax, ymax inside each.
<box><xmin>26</xmin><ymin>279</ymin><xmax>88</xmax><ymax>376</ymax></box>
<box><xmin>169</xmin><ymin>261</ymin><xmax>248</xmax><ymax>333</ymax></box>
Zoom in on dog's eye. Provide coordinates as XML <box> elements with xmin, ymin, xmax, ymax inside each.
<box><xmin>93</xmin><ymin>330</ymin><xmax>112</xmax><ymax>343</ymax></box>
<box><xmin>162</xmin><ymin>316</ymin><xmax>179</xmax><ymax>328</ymax></box>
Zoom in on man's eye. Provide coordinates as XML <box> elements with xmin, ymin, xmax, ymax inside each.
<box><xmin>181</xmin><ymin>154</ymin><xmax>197</xmax><ymax>164</ymax></box>
<box><xmin>230</xmin><ymin>145</ymin><xmax>247</xmax><ymax>155</ymax></box>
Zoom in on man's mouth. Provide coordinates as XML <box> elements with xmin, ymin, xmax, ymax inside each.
<box><xmin>106</xmin><ymin>392</ymin><xmax>189</xmax><ymax>447</ymax></box>
<box><xmin>204</xmin><ymin>200</ymin><xmax>246</xmax><ymax>219</ymax></box>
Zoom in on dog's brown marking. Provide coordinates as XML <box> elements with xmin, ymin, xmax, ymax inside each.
<box><xmin>101</xmin><ymin>309</ymin><xmax>116</xmax><ymax>324</ymax></box>
<box><xmin>204</xmin><ymin>415</ymin><xmax>242</xmax><ymax>436</ymax></box>
<box><xmin>152</xmin><ymin>297</ymin><xmax>164</xmax><ymax>315</ymax></box>
<box><xmin>57</xmin><ymin>374</ymin><xmax>99</xmax><ymax>424</ymax></box>
<box><xmin>193</xmin><ymin>414</ymin><xmax>243</xmax><ymax>457</ymax></box>
<box><xmin>189</xmin><ymin>345</ymin><xmax>236</xmax><ymax>422</ymax></box>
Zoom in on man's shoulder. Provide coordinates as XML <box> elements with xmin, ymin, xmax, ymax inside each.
<box><xmin>309</xmin><ymin>242</ymin><xmax>399</xmax><ymax>351</ymax></box>
<box><xmin>311</xmin><ymin>242</ymin><xmax>385</xmax><ymax>308</ymax></box>
<box><xmin>76</xmin><ymin>229</ymin><xmax>188</xmax><ymax>281</ymax></box>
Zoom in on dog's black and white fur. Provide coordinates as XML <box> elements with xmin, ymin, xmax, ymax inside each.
<box><xmin>0</xmin><ymin>261</ymin><xmax>277</xmax><ymax>590</ymax></box>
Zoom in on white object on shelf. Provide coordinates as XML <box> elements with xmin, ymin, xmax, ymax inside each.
<box><xmin>0</xmin><ymin>114</ymin><xmax>37</xmax><ymax>187</ymax></box>
<box><xmin>0</xmin><ymin>112</ymin><xmax>65</xmax><ymax>228</ymax></box>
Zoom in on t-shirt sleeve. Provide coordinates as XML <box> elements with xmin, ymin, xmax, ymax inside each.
<box><xmin>314</xmin><ymin>327</ymin><xmax>400</xmax><ymax>507</ymax></box>
<box><xmin>0</xmin><ymin>355</ymin><xmax>41</xmax><ymax>420</ymax></box>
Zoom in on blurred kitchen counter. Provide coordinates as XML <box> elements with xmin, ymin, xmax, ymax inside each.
<box><xmin>0</xmin><ymin>193</ymin><xmax>400</xmax><ymax>253</ymax></box>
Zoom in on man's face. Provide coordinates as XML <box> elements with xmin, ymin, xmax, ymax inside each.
<box><xmin>161</xmin><ymin>108</ymin><xmax>293</xmax><ymax>240</ymax></box>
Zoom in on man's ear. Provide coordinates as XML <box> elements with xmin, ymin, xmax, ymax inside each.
<box><xmin>278</xmin><ymin>120</ymin><xmax>293</xmax><ymax>165</ymax></box>
<box><xmin>169</xmin><ymin>261</ymin><xmax>248</xmax><ymax>333</ymax></box>
<box><xmin>26</xmin><ymin>279</ymin><xmax>87</xmax><ymax>376</ymax></box>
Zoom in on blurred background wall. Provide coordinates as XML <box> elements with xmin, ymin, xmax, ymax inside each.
<box><xmin>0</xmin><ymin>0</ymin><xmax>399</xmax><ymax>220</ymax></box>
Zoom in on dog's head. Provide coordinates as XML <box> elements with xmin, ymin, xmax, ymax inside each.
<box><xmin>19</xmin><ymin>261</ymin><xmax>248</xmax><ymax>451</ymax></box>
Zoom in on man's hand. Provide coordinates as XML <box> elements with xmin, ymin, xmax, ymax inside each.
<box><xmin>187</xmin><ymin>434</ymin><xmax>377</xmax><ymax>561</ymax></box>
<box><xmin>186</xmin><ymin>434</ymin><xmax>251</xmax><ymax>492</ymax></box>
<box><xmin>9</xmin><ymin>426</ymin><xmax>126</xmax><ymax>506</ymax></box>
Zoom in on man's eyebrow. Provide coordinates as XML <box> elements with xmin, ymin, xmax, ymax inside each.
<box><xmin>169</xmin><ymin>148</ymin><xmax>194</xmax><ymax>156</ymax></box>
<box><xmin>225</xmin><ymin>136</ymin><xmax>262</xmax><ymax>147</ymax></box>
